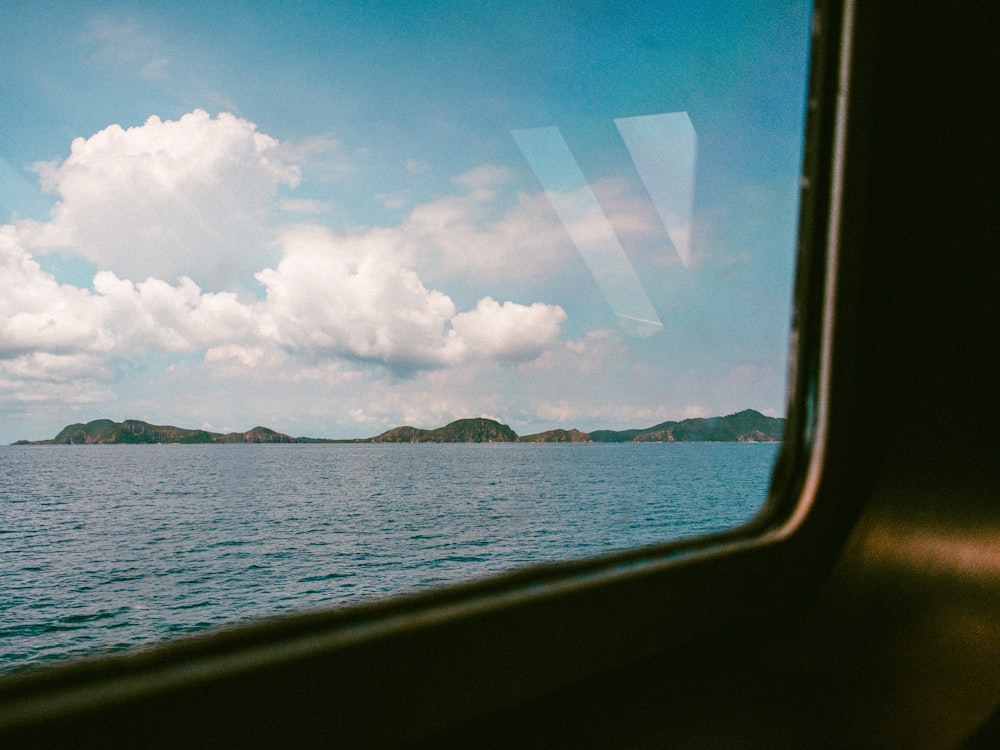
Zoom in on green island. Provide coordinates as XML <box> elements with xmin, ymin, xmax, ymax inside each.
<box><xmin>13</xmin><ymin>410</ymin><xmax>784</xmax><ymax>445</ymax></box>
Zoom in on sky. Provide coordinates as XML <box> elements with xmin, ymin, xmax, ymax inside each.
<box><xmin>0</xmin><ymin>1</ymin><xmax>813</xmax><ymax>444</ymax></box>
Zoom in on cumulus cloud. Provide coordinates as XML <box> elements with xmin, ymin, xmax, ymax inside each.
<box><xmin>90</xmin><ymin>272</ymin><xmax>258</xmax><ymax>352</ymax></box>
<box><xmin>20</xmin><ymin>110</ymin><xmax>299</xmax><ymax>287</ymax></box>
<box><xmin>255</xmin><ymin>225</ymin><xmax>566</xmax><ymax>369</ymax></box>
<box><xmin>256</xmin><ymin>225</ymin><xmax>461</xmax><ymax>368</ymax></box>
<box><xmin>0</xmin><ymin>227</ymin><xmax>108</xmax><ymax>360</ymax></box>
<box><xmin>0</xmin><ymin>227</ymin><xmax>260</xmax><ymax>383</ymax></box>
<box><xmin>399</xmin><ymin>185</ymin><xmax>575</xmax><ymax>284</ymax></box>
<box><xmin>2</xmin><ymin>111</ymin><xmax>577</xmax><ymax>426</ymax></box>
<box><xmin>2</xmin><ymin>217</ymin><xmax>567</xmax><ymax>396</ymax></box>
<box><xmin>451</xmin><ymin>297</ymin><xmax>567</xmax><ymax>362</ymax></box>
<box><xmin>397</xmin><ymin>174</ymin><xmax>665</xmax><ymax>288</ymax></box>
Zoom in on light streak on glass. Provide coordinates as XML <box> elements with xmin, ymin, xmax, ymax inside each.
<box><xmin>512</xmin><ymin>126</ymin><xmax>663</xmax><ymax>338</ymax></box>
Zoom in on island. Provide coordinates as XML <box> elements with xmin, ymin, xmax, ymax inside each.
<box><xmin>11</xmin><ymin>419</ymin><xmax>329</xmax><ymax>445</ymax></box>
<box><xmin>13</xmin><ymin>410</ymin><xmax>784</xmax><ymax>445</ymax></box>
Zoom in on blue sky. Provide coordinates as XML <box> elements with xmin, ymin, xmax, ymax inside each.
<box><xmin>0</xmin><ymin>1</ymin><xmax>812</xmax><ymax>443</ymax></box>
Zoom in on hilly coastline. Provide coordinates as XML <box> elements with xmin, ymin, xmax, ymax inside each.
<box><xmin>13</xmin><ymin>419</ymin><xmax>329</xmax><ymax>445</ymax></box>
<box><xmin>369</xmin><ymin>418</ymin><xmax>517</xmax><ymax>443</ymax></box>
<box><xmin>14</xmin><ymin>410</ymin><xmax>784</xmax><ymax>445</ymax></box>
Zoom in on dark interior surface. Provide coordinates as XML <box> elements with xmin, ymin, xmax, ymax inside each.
<box><xmin>430</xmin><ymin>4</ymin><xmax>1000</xmax><ymax>747</ymax></box>
<box><xmin>1</xmin><ymin>1</ymin><xmax>997</xmax><ymax>747</ymax></box>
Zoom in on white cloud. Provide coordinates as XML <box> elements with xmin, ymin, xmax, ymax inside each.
<box><xmin>1</xmin><ymin>226</ymin><xmax>257</xmax><ymax>384</ymax></box>
<box><xmin>396</xmin><ymin>175</ymin><xmax>666</xmax><ymax>288</ymax></box>
<box><xmin>0</xmin><ymin>227</ymin><xmax>109</xmax><ymax>359</ymax></box>
<box><xmin>20</xmin><ymin>110</ymin><xmax>299</xmax><ymax>287</ymax></box>
<box><xmin>203</xmin><ymin>344</ymin><xmax>290</xmax><ymax>378</ymax></box>
<box><xmin>278</xmin><ymin>198</ymin><xmax>332</xmax><ymax>214</ymax></box>
<box><xmin>3</xmin><ymin>215</ymin><xmax>568</xmax><ymax>409</ymax></box>
<box><xmin>1</xmin><ymin>352</ymin><xmax>108</xmax><ymax>386</ymax></box>
<box><xmin>90</xmin><ymin>272</ymin><xmax>258</xmax><ymax>352</ymax></box>
<box><xmin>523</xmin><ymin>328</ymin><xmax>628</xmax><ymax>376</ymax></box>
<box><xmin>400</xmin><ymin>187</ymin><xmax>576</xmax><ymax>284</ymax></box>
<box><xmin>256</xmin><ymin>225</ymin><xmax>461</xmax><ymax>368</ymax></box>
<box><xmin>329</xmin><ymin>381</ymin><xmax>497</xmax><ymax>434</ymax></box>
<box><xmin>0</xmin><ymin>113</ymin><xmax>589</xmax><ymax>439</ymax></box>
<box><xmin>255</xmin><ymin>225</ymin><xmax>566</xmax><ymax>369</ymax></box>
<box><xmin>451</xmin><ymin>297</ymin><xmax>566</xmax><ymax>362</ymax></box>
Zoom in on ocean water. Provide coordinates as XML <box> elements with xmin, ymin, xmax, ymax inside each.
<box><xmin>0</xmin><ymin>442</ymin><xmax>779</xmax><ymax>674</ymax></box>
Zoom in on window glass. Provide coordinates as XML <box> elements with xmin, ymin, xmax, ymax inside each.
<box><xmin>0</xmin><ymin>1</ymin><xmax>812</xmax><ymax>672</ymax></box>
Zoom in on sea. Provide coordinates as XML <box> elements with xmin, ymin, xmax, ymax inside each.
<box><xmin>0</xmin><ymin>442</ymin><xmax>780</xmax><ymax>674</ymax></box>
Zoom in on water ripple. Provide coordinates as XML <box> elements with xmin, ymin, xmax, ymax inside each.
<box><xmin>1</xmin><ymin>442</ymin><xmax>777</xmax><ymax>674</ymax></box>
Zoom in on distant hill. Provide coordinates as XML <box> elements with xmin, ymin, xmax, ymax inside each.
<box><xmin>588</xmin><ymin>409</ymin><xmax>785</xmax><ymax>443</ymax></box>
<box><xmin>368</xmin><ymin>418</ymin><xmax>517</xmax><ymax>443</ymax></box>
<box><xmin>15</xmin><ymin>419</ymin><xmax>328</xmax><ymax>445</ymax></box>
<box><xmin>518</xmin><ymin>428</ymin><xmax>591</xmax><ymax>443</ymax></box>
<box><xmin>14</xmin><ymin>410</ymin><xmax>784</xmax><ymax>445</ymax></box>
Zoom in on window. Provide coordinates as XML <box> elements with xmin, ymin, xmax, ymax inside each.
<box><xmin>1</xmin><ymin>1</ymin><xmax>812</xmax><ymax>682</ymax></box>
<box><xmin>7</xmin><ymin>2</ymin><xmax>998</xmax><ymax>747</ymax></box>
